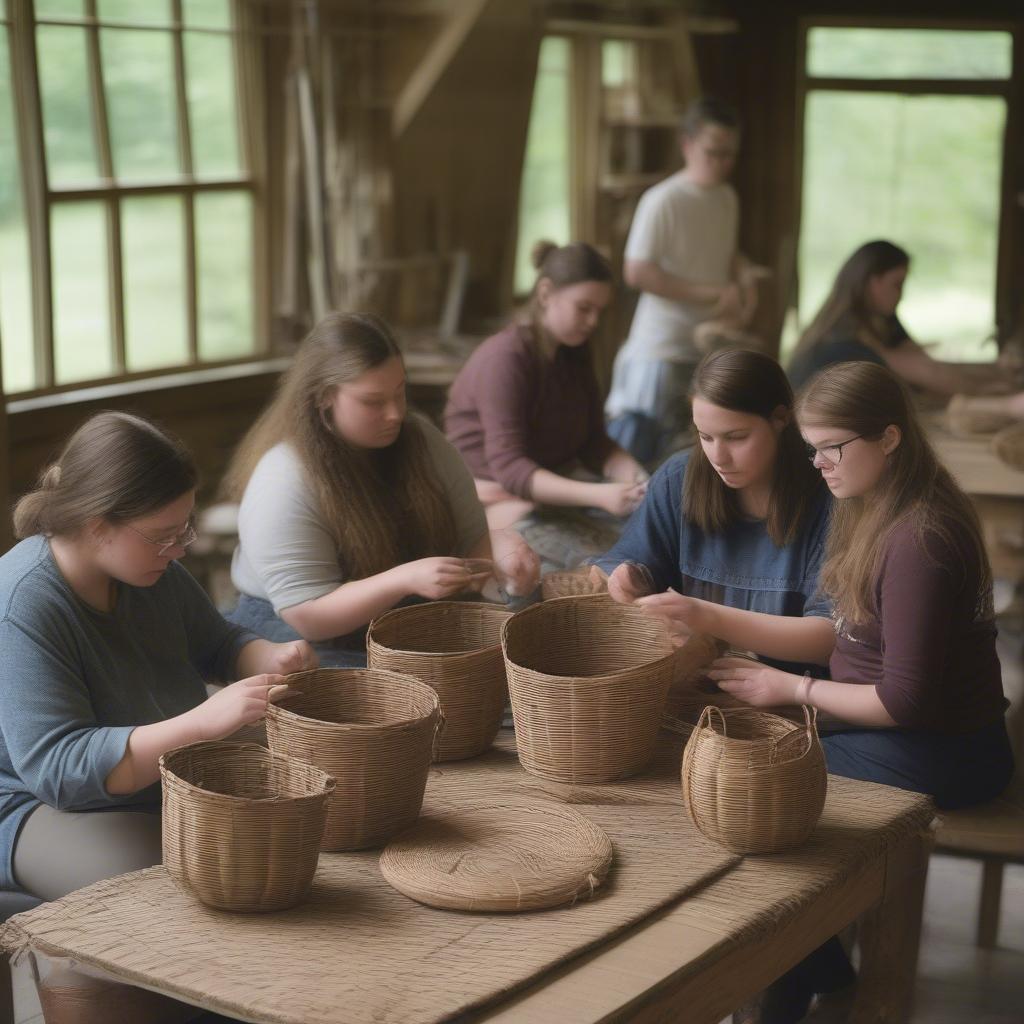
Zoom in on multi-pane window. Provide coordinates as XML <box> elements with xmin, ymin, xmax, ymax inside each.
<box><xmin>0</xmin><ymin>0</ymin><xmax>259</xmax><ymax>395</ymax></box>
<box><xmin>792</xmin><ymin>26</ymin><xmax>1013</xmax><ymax>362</ymax></box>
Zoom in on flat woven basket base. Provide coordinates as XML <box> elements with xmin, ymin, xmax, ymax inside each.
<box><xmin>379</xmin><ymin>802</ymin><xmax>613</xmax><ymax>912</ymax></box>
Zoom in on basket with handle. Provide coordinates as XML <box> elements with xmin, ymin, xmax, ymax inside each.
<box><xmin>681</xmin><ymin>705</ymin><xmax>827</xmax><ymax>854</ymax></box>
<box><xmin>160</xmin><ymin>741</ymin><xmax>335</xmax><ymax>912</ymax></box>
<box><xmin>501</xmin><ymin>593</ymin><xmax>677</xmax><ymax>783</ymax></box>
<box><xmin>366</xmin><ymin>601</ymin><xmax>511</xmax><ymax>761</ymax></box>
<box><xmin>265</xmin><ymin>668</ymin><xmax>440</xmax><ymax>850</ymax></box>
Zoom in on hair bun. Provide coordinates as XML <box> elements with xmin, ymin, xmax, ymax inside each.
<box><xmin>531</xmin><ymin>239</ymin><xmax>558</xmax><ymax>271</ymax></box>
<box><xmin>40</xmin><ymin>464</ymin><xmax>61</xmax><ymax>490</ymax></box>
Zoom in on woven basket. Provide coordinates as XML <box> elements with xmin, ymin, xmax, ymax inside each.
<box><xmin>992</xmin><ymin>422</ymin><xmax>1024</xmax><ymax>472</ymax></box>
<box><xmin>366</xmin><ymin>602</ymin><xmax>511</xmax><ymax>761</ymax></box>
<box><xmin>160</xmin><ymin>741</ymin><xmax>335</xmax><ymax>912</ymax></box>
<box><xmin>265</xmin><ymin>668</ymin><xmax>440</xmax><ymax>850</ymax></box>
<box><xmin>540</xmin><ymin>567</ymin><xmax>606</xmax><ymax>601</ymax></box>
<box><xmin>681</xmin><ymin>705</ymin><xmax>827</xmax><ymax>854</ymax></box>
<box><xmin>501</xmin><ymin>594</ymin><xmax>677</xmax><ymax>783</ymax></box>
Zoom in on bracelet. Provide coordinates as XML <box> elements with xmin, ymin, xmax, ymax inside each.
<box><xmin>795</xmin><ymin>671</ymin><xmax>816</xmax><ymax>705</ymax></box>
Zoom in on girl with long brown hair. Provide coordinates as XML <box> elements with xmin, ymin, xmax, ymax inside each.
<box><xmin>596</xmin><ymin>347</ymin><xmax>831</xmax><ymax>674</ymax></box>
<box><xmin>444</xmin><ymin>240</ymin><xmax>648</xmax><ymax>537</ymax></box>
<box><xmin>225</xmin><ymin>313</ymin><xmax>536</xmax><ymax>664</ymax></box>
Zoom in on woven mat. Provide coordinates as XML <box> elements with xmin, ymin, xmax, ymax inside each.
<box><xmin>1</xmin><ymin>732</ymin><xmax>739</xmax><ymax>1024</ymax></box>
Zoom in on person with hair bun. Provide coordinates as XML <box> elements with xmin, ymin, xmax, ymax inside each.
<box><xmin>444</xmin><ymin>240</ymin><xmax>648</xmax><ymax>552</ymax></box>
<box><xmin>0</xmin><ymin>410</ymin><xmax>316</xmax><ymax>1019</ymax></box>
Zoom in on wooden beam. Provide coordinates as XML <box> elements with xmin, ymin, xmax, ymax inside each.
<box><xmin>392</xmin><ymin>0</ymin><xmax>491</xmax><ymax>139</ymax></box>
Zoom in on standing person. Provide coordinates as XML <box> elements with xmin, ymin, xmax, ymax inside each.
<box><xmin>788</xmin><ymin>239</ymin><xmax>1013</xmax><ymax>395</ymax></box>
<box><xmin>444</xmin><ymin>240</ymin><xmax>648</xmax><ymax>537</ymax></box>
<box><xmin>0</xmin><ymin>411</ymin><xmax>315</xmax><ymax>1020</ymax></box>
<box><xmin>595</xmin><ymin>348</ymin><xmax>832</xmax><ymax>676</ymax></box>
<box><xmin>639</xmin><ymin>361</ymin><xmax>1014</xmax><ymax>1024</ymax></box>
<box><xmin>605</xmin><ymin>96</ymin><xmax>768</xmax><ymax>464</ymax></box>
<box><xmin>225</xmin><ymin>312</ymin><xmax>537</xmax><ymax>664</ymax></box>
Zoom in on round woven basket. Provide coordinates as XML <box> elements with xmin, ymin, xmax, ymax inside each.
<box><xmin>540</xmin><ymin>567</ymin><xmax>606</xmax><ymax>601</ymax></box>
<box><xmin>501</xmin><ymin>594</ymin><xmax>677</xmax><ymax>783</ymax></box>
<box><xmin>366</xmin><ymin>602</ymin><xmax>511</xmax><ymax>761</ymax></box>
<box><xmin>379</xmin><ymin>801</ymin><xmax>613</xmax><ymax>912</ymax></box>
<box><xmin>681</xmin><ymin>705</ymin><xmax>827</xmax><ymax>854</ymax></box>
<box><xmin>160</xmin><ymin>741</ymin><xmax>335</xmax><ymax>912</ymax></box>
<box><xmin>992</xmin><ymin>422</ymin><xmax>1024</xmax><ymax>472</ymax></box>
<box><xmin>265</xmin><ymin>668</ymin><xmax>440</xmax><ymax>851</ymax></box>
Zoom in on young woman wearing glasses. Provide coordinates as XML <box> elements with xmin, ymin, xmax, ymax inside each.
<box><xmin>0</xmin><ymin>412</ymin><xmax>317</xmax><ymax>905</ymax></box>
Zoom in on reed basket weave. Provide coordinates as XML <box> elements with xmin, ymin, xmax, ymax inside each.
<box><xmin>160</xmin><ymin>741</ymin><xmax>335</xmax><ymax>912</ymax></box>
<box><xmin>992</xmin><ymin>422</ymin><xmax>1024</xmax><ymax>472</ymax></box>
<box><xmin>540</xmin><ymin>567</ymin><xmax>606</xmax><ymax>601</ymax></box>
<box><xmin>501</xmin><ymin>594</ymin><xmax>677</xmax><ymax>783</ymax></box>
<box><xmin>366</xmin><ymin>602</ymin><xmax>511</xmax><ymax>761</ymax></box>
<box><xmin>265</xmin><ymin>668</ymin><xmax>440</xmax><ymax>850</ymax></box>
<box><xmin>681</xmin><ymin>705</ymin><xmax>827</xmax><ymax>854</ymax></box>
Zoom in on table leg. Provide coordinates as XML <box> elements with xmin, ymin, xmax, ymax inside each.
<box><xmin>850</xmin><ymin>827</ymin><xmax>934</xmax><ymax>1024</ymax></box>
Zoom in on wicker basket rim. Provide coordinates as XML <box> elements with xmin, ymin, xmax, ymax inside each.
<box><xmin>367</xmin><ymin>602</ymin><xmax>511</xmax><ymax>657</ymax></box>
<box><xmin>159</xmin><ymin>741</ymin><xmax>336</xmax><ymax>804</ymax></box>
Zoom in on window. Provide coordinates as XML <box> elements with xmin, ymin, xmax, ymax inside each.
<box><xmin>0</xmin><ymin>0</ymin><xmax>260</xmax><ymax>395</ymax></box>
<box><xmin>789</xmin><ymin>26</ymin><xmax>1012</xmax><ymax>362</ymax></box>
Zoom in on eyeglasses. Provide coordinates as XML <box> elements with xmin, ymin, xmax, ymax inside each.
<box><xmin>126</xmin><ymin>518</ymin><xmax>198</xmax><ymax>556</ymax></box>
<box><xmin>804</xmin><ymin>435</ymin><xmax>865</xmax><ymax>467</ymax></box>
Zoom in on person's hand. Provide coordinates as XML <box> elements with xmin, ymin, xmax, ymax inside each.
<box><xmin>402</xmin><ymin>557</ymin><xmax>483</xmax><ymax>600</ymax></box>
<box><xmin>738</xmin><ymin>263</ymin><xmax>771</xmax><ymax>288</ymax></box>
<box><xmin>491</xmin><ymin>529</ymin><xmax>540</xmax><ymax>597</ymax></box>
<box><xmin>712</xmin><ymin>282</ymin><xmax>744</xmax><ymax>319</ymax></box>
<box><xmin>706</xmin><ymin>656</ymin><xmax>800</xmax><ymax>707</ymax></box>
<box><xmin>595</xmin><ymin>481</ymin><xmax>647</xmax><ymax>518</ymax></box>
<box><xmin>261</xmin><ymin>639</ymin><xmax>319</xmax><ymax>675</ymax></box>
<box><xmin>195</xmin><ymin>674</ymin><xmax>290</xmax><ymax>740</ymax></box>
<box><xmin>634</xmin><ymin>589</ymin><xmax>705</xmax><ymax>646</ymax></box>
<box><xmin>607</xmin><ymin>561</ymin><xmax>655</xmax><ymax>604</ymax></box>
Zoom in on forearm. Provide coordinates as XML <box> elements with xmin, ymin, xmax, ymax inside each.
<box><xmin>602</xmin><ymin>446</ymin><xmax>646</xmax><ymax>483</ymax></box>
<box><xmin>529</xmin><ymin>468</ymin><xmax>605</xmax><ymax>508</ymax></box>
<box><xmin>280</xmin><ymin>569</ymin><xmax>409</xmax><ymax>643</ymax></box>
<box><xmin>625</xmin><ymin>261</ymin><xmax>722</xmax><ymax>305</ymax></box>
<box><xmin>234</xmin><ymin>638</ymin><xmax>279</xmax><ymax>679</ymax></box>
<box><xmin>105</xmin><ymin>710</ymin><xmax>205</xmax><ymax>795</ymax></box>
<box><xmin>692</xmin><ymin>600</ymin><xmax>835</xmax><ymax>664</ymax></box>
<box><xmin>801</xmin><ymin>676</ymin><xmax>898</xmax><ymax>727</ymax></box>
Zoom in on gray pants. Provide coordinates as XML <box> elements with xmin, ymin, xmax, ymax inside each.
<box><xmin>13</xmin><ymin>803</ymin><xmax>161</xmax><ymax>902</ymax></box>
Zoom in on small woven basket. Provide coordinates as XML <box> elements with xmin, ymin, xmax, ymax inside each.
<box><xmin>681</xmin><ymin>705</ymin><xmax>827</xmax><ymax>854</ymax></box>
<box><xmin>366</xmin><ymin>602</ymin><xmax>511</xmax><ymax>761</ymax></box>
<box><xmin>501</xmin><ymin>594</ymin><xmax>677</xmax><ymax>783</ymax></box>
<box><xmin>540</xmin><ymin>567</ymin><xmax>607</xmax><ymax>601</ymax></box>
<box><xmin>992</xmin><ymin>422</ymin><xmax>1024</xmax><ymax>472</ymax></box>
<box><xmin>265</xmin><ymin>668</ymin><xmax>440</xmax><ymax>850</ymax></box>
<box><xmin>160</xmin><ymin>741</ymin><xmax>335</xmax><ymax>912</ymax></box>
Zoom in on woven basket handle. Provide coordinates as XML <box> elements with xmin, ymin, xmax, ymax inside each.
<box><xmin>801</xmin><ymin>703</ymin><xmax>819</xmax><ymax>741</ymax></box>
<box><xmin>697</xmin><ymin>703</ymin><xmax>728</xmax><ymax>737</ymax></box>
<box><xmin>431</xmin><ymin>708</ymin><xmax>447</xmax><ymax>762</ymax></box>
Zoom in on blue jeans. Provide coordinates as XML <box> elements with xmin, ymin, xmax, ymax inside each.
<box><xmin>227</xmin><ymin>595</ymin><xmax>367</xmax><ymax>670</ymax></box>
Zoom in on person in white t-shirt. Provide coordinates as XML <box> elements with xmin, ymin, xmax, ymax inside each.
<box><xmin>606</xmin><ymin>97</ymin><xmax>767</xmax><ymax>464</ymax></box>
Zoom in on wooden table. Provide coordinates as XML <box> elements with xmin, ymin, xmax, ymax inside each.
<box><xmin>2</xmin><ymin>732</ymin><xmax>933</xmax><ymax>1024</ymax></box>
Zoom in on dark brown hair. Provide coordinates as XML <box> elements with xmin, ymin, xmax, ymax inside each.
<box><xmin>680</xmin><ymin>96</ymin><xmax>741</xmax><ymax>137</ymax></box>
<box><xmin>797</xmin><ymin>361</ymin><xmax>991</xmax><ymax>623</ymax></box>
<box><xmin>14</xmin><ymin>411</ymin><xmax>197</xmax><ymax>539</ymax></box>
<box><xmin>683</xmin><ymin>348</ymin><xmax>823</xmax><ymax>546</ymax></box>
<box><xmin>222</xmin><ymin>312</ymin><xmax>458</xmax><ymax>581</ymax></box>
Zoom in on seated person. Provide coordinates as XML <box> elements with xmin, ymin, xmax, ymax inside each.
<box><xmin>226</xmin><ymin>312</ymin><xmax>537</xmax><ymax>665</ymax></box>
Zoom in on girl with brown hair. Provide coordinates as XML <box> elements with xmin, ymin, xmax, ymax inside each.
<box><xmin>444</xmin><ymin>240</ymin><xmax>649</xmax><ymax>535</ymax></box>
<box><xmin>225</xmin><ymin>312</ymin><xmax>536</xmax><ymax>664</ymax></box>
<box><xmin>596</xmin><ymin>347</ymin><xmax>832</xmax><ymax>674</ymax></box>
<box><xmin>0</xmin><ymin>411</ymin><xmax>314</xmax><ymax>1020</ymax></box>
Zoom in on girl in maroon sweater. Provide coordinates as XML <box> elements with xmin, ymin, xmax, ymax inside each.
<box><xmin>444</xmin><ymin>241</ymin><xmax>648</xmax><ymax>531</ymax></box>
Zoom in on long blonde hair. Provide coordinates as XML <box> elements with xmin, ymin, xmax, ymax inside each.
<box><xmin>797</xmin><ymin>362</ymin><xmax>990</xmax><ymax>624</ymax></box>
<box><xmin>223</xmin><ymin>313</ymin><xmax>458</xmax><ymax>581</ymax></box>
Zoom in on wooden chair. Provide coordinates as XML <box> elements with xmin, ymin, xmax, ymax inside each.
<box><xmin>934</xmin><ymin>701</ymin><xmax>1024</xmax><ymax>948</ymax></box>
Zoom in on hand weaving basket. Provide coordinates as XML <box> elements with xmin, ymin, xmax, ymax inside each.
<box><xmin>160</xmin><ymin>741</ymin><xmax>335</xmax><ymax>912</ymax></box>
<box><xmin>265</xmin><ymin>668</ymin><xmax>440</xmax><ymax>850</ymax></box>
<box><xmin>540</xmin><ymin>567</ymin><xmax>606</xmax><ymax>601</ymax></box>
<box><xmin>501</xmin><ymin>594</ymin><xmax>677</xmax><ymax>783</ymax></box>
<box><xmin>366</xmin><ymin>602</ymin><xmax>511</xmax><ymax>761</ymax></box>
<box><xmin>681</xmin><ymin>705</ymin><xmax>827</xmax><ymax>854</ymax></box>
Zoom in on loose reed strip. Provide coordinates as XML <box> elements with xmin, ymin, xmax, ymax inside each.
<box><xmin>366</xmin><ymin>602</ymin><xmax>511</xmax><ymax>761</ymax></box>
<box><xmin>266</xmin><ymin>668</ymin><xmax>439</xmax><ymax>850</ymax></box>
<box><xmin>682</xmin><ymin>705</ymin><xmax>827</xmax><ymax>854</ymax></box>
<box><xmin>160</xmin><ymin>741</ymin><xmax>335</xmax><ymax>913</ymax></box>
<box><xmin>379</xmin><ymin>801</ymin><xmax>613</xmax><ymax>912</ymax></box>
<box><xmin>502</xmin><ymin>594</ymin><xmax>677</xmax><ymax>783</ymax></box>
<box><xmin>540</xmin><ymin>567</ymin><xmax>607</xmax><ymax>601</ymax></box>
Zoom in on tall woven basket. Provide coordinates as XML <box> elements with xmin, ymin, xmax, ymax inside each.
<box><xmin>501</xmin><ymin>594</ymin><xmax>677</xmax><ymax>783</ymax></box>
<box><xmin>160</xmin><ymin>741</ymin><xmax>335</xmax><ymax>912</ymax></box>
<box><xmin>682</xmin><ymin>706</ymin><xmax>827</xmax><ymax>854</ymax></box>
<box><xmin>265</xmin><ymin>668</ymin><xmax>440</xmax><ymax>850</ymax></box>
<box><xmin>366</xmin><ymin>602</ymin><xmax>511</xmax><ymax>761</ymax></box>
